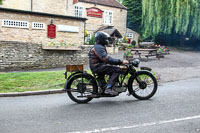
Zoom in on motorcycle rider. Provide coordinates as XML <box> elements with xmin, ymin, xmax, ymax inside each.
<box><xmin>88</xmin><ymin>31</ymin><xmax>129</xmax><ymax>95</ymax></box>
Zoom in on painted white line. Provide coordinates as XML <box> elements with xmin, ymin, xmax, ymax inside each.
<box><xmin>68</xmin><ymin>115</ymin><xmax>200</xmax><ymax>133</ymax></box>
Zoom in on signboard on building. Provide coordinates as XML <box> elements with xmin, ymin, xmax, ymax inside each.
<box><xmin>47</xmin><ymin>24</ymin><xmax>56</xmax><ymax>39</ymax></box>
<box><xmin>86</xmin><ymin>7</ymin><xmax>103</xmax><ymax>18</ymax></box>
<box><xmin>57</xmin><ymin>25</ymin><xmax>79</xmax><ymax>32</ymax></box>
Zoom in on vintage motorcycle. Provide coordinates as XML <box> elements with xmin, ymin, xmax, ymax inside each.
<box><xmin>64</xmin><ymin>59</ymin><xmax>157</xmax><ymax>104</ymax></box>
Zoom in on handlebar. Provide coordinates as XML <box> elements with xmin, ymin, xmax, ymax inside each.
<box><xmin>120</xmin><ymin>59</ymin><xmax>140</xmax><ymax>69</ymax></box>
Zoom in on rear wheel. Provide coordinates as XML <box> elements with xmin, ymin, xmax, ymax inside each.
<box><xmin>128</xmin><ymin>71</ymin><xmax>157</xmax><ymax>100</ymax></box>
<box><xmin>67</xmin><ymin>74</ymin><xmax>97</xmax><ymax>104</ymax></box>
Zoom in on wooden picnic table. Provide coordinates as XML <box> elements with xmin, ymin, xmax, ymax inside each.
<box><xmin>131</xmin><ymin>48</ymin><xmax>162</xmax><ymax>60</ymax></box>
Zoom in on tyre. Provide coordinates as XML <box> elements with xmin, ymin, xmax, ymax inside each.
<box><xmin>67</xmin><ymin>74</ymin><xmax>97</xmax><ymax>104</ymax></box>
<box><xmin>128</xmin><ymin>71</ymin><xmax>157</xmax><ymax>100</ymax></box>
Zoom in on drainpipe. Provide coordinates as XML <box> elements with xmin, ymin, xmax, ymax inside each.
<box><xmin>31</xmin><ymin>0</ymin><xmax>33</xmax><ymax>11</ymax></box>
<box><xmin>84</xmin><ymin>22</ymin><xmax>86</xmax><ymax>44</ymax></box>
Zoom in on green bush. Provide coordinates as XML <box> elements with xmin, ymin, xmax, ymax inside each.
<box><xmin>131</xmin><ymin>40</ymin><xmax>136</xmax><ymax>46</ymax></box>
<box><xmin>89</xmin><ymin>34</ymin><xmax>95</xmax><ymax>45</ymax></box>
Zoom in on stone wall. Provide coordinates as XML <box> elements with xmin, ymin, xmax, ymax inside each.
<box><xmin>0</xmin><ymin>41</ymin><xmax>92</xmax><ymax>71</ymax></box>
<box><xmin>0</xmin><ymin>0</ymin><xmax>74</xmax><ymax>15</ymax></box>
<box><xmin>0</xmin><ymin>0</ymin><xmax>31</xmax><ymax>11</ymax></box>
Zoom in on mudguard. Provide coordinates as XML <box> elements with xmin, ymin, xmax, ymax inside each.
<box><xmin>140</xmin><ymin>67</ymin><xmax>152</xmax><ymax>71</ymax></box>
<box><xmin>63</xmin><ymin>71</ymin><xmax>84</xmax><ymax>91</ymax></box>
<box><xmin>64</xmin><ymin>72</ymin><xmax>98</xmax><ymax>94</ymax></box>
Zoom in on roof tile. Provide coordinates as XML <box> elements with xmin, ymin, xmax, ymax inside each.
<box><xmin>79</xmin><ymin>0</ymin><xmax>127</xmax><ymax>9</ymax></box>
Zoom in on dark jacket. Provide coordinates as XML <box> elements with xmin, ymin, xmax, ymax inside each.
<box><xmin>88</xmin><ymin>43</ymin><xmax>122</xmax><ymax>73</ymax></box>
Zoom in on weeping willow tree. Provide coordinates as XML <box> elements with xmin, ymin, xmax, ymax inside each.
<box><xmin>142</xmin><ymin>0</ymin><xmax>200</xmax><ymax>46</ymax></box>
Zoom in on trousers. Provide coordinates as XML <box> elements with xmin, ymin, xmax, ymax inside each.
<box><xmin>95</xmin><ymin>64</ymin><xmax>122</xmax><ymax>87</ymax></box>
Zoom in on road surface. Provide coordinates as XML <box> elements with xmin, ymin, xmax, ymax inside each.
<box><xmin>0</xmin><ymin>78</ymin><xmax>200</xmax><ymax>133</ymax></box>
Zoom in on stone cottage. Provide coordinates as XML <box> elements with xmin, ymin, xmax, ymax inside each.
<box><xmin>0</xmin><ymin>0</ymin><xmax>127</xmax><ymax>70</ymax></box>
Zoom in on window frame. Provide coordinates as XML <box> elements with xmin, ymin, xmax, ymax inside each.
<box><xmin>126</xmin><ymin>33</ymin><xmax>134</xmax><ymax>38</ymax></box>
<box><xmin>2</xmin><ymin>19</ymin><xmax>29</xmax><ymax>29</ymax></box>
<box><xmin>75</xmin><ymin>5</ymin><xmax>84</xmax><ymax>18</ymax></box>
<box><xmin>32</xmin><ymin>22</ymin><xmax>45</xmax><ymax>30</ymax></box>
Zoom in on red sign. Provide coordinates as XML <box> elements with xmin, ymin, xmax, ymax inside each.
<box><xmin>87</xmin><ymin>7</ymin><xmax>103</xmax><ymax>18</ymax></box>
<box><xmin>73</xmin><ymin>0</ymin><xmax>78</xmax><ymax>4</ymax></box>
<box><xmin>47</xmin><ymin>24</ymin><xmax>56</xmax><ymax>39</ymax></box>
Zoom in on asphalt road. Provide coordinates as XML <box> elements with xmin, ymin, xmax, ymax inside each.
<box><xmin>0</xmin><ymin>78</ymin><xmax>200</xmax><ymax>133</ymax></box>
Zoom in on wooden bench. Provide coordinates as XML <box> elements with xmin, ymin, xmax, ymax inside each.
<box><xmin>131</xmin><ymin>48</ymin><xmax>161</xmax><ymax>61</ymax></box>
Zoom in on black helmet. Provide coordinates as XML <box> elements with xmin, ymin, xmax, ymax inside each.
<box><xmin>95</xmin><ymin>31</ymin><xmax>111</xmax><ymax>45</ymax></box>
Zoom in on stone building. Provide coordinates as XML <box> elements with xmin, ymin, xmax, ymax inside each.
<box><xmin>0</xmin><ymin>0</ymin><xmax>127</xmax><ymax>70</ymax></box>
<box><xmin>73</xmin><ymin>0</ymin><xmax>127</xmax><ymax>41</ymax></box>
<box><xmin>126</xmin><ymin>28</ymin><xmax>140</xmax><ymax>47</ymax></box>
<box><xmin>0</xmin><ymin>8</ymin><xmax>86</xmax><ymax>44</ymax></box>
<box><xmin>0</xmin><ymin>0</ymin><xmax>127</xmax><ymax>43</ymax></box>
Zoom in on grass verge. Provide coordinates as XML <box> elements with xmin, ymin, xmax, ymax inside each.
<box><xmin>0</xmin><ymin>71</ymin><xmax>66</xmax><ymax>93</ymax></box>
<box><xmin>0</xmin><ymin>69</ymin><xmax>158</xmax><ymax>93</ymax></box>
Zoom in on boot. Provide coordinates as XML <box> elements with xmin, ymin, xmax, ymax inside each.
<box><xmin>104</xmin><ymin>88</ymin><xmax>118</xmax><ymax>95</ymax></box>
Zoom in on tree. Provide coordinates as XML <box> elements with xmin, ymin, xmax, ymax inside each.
<box><xmin>122</xmin><ymin>0</ymin><xmax>142</xmax><ymax>33</ymax></box>
<box><xmin>117</xmin><ymin>0</ymin><xmax>123</xmax><ymax>3</ymax></box>
<box><xmin>142</xmin><ymin>0</ymin><xmax>200</xmax><ymax>46</ymax></box>
<box><xmin>0</xmin><ymin>0</ymin><xmax>2</xmax><ymax>5</ymax></box>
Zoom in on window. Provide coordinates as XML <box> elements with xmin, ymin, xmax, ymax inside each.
<box><xmin>2</xmin><ymin>19</ymin><xmax>29</xmax><ymax>28</ymax></box>
<box><xmin>126</xmin><ymin>33</ymin><xmax>134</xmax><ymax>38</ymax></box>
<box><xmin>75</xmin><ymin>6</ymin><xmax>83</xmax><ymax>17</ymax></box>
<box><xmin>104</xmin><ymin>11</ymin><xmax>113</xmax><ymax>25</ymax></box>
<box><xmin>32</xmin><ymin>22</ymin><xmax>45</xmax><ymax>29</ymax></box>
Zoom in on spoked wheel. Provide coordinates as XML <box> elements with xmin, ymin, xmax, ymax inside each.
<box><xmin>129</xmin><ymin>71</ymin><xmax>157</xmax><ymax>100</ymax></box>
<box><xmin>67</xmin><ymin>74</ymin><xmax>97</xmax><ymax>104</ymax></box>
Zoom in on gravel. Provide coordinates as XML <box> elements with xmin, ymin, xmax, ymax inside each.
<box><xmin>127</xmin><ymin>48</ymin><xmax>200</xmax><ymax>83</ymax></box>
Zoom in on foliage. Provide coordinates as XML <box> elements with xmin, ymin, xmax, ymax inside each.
<box><xmin>84</xmin><ymin>29</ymin><xmax>88</xmax><ymax>37</ymax></box>
<box><xmin>123</xmin><ymin>50</ymin><xmax>133</xmax><ymax>57</ymax></box>
<box><xmin>142</xmin><ymin>0</ymin><xmax>200</xmax><ymax>39</ymax></box>
<box><xmin>122</xmin><ymin>36</ymin><xmax>128</xmax><ymax>43</ymax></box>
<box><xmin>47</xmin><ymin>40</ymin><xmax>78</xmax><ymax>47</ymax></box>
<box><xmin>117</xmin><ymin>0</ymin><xmax>123</xmax><ymax>3</ymax></box>
<box><xmin>0</xmin><ymin>0</ymin><xmax>2</xmax><ymax>5</ymax></box>
<box><xmin>152</xmin><ymin>44</ymin><xmax>169</xmax><ymax>54</ymax></box>
<box><xmin>157</xmin><ymin>46</ymin><xmax>168</xmax><ymax>54</ymax></box>
<box><xmin>123</xmin><ymin>0</ymin><xmax>142</xmax><ymax>33</ymax></box>
<box><xmin>89</xmin><ymin>34</ymin><xmax>95</xmax><ymax>45</ymax></box>
<box><xmin>127</xmin><ymin>44</ymin><xmax>135</xmax><ymax>49</ymax></box>
<box><xmin>131</xmin><ymin>40</ymin><xmax>136</xmax><ymax>46</ymax></box>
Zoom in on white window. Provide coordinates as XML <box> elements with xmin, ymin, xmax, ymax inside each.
<box><xmin>126</xmin><ymin>33</ymin><xmax>134</xmax><ymax>38</ymax></box>
<box><xmin>32</xmin><ymin>22</ymin><xmax>45</xmax><ymax>29</ymax></box>
<box><xmin>75</xmin><ymin>6</ymin><xmax>83</xmax><ymax>17</ymax></box>
<box><xmin>104</xmin><ymin>11</ymin><xmax>113</xmax><ymax>25</ymax></box>
<box><xmin>2</xmin><ymin>19</ymin><xmax>29</xmax><ymax>28</ymax></box>
<box><xmin>85</xmin><ymin>34</ymin><xmax>91</xmax><ymax>43</ymax></box>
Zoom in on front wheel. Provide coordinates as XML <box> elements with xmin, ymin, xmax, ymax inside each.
<box><xmin>67</xmin><ymin>74</ymin><xmax>97</xmax><ymax>104</ymax></box>
<box><xmin>128</xmin><ymin>71</ymin><xmax>157</xmax><ymax>100</ymax></box>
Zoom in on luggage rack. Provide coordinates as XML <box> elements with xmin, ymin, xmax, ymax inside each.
<box><xmin>64</xmin><ymin>65</ymin><xmax>84</xmax><ymax>79</ymax></box>
<box><xmin>66</xmin><ymin>65</ymin><xmax>84</xmax><ymax>72</ymax></box>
